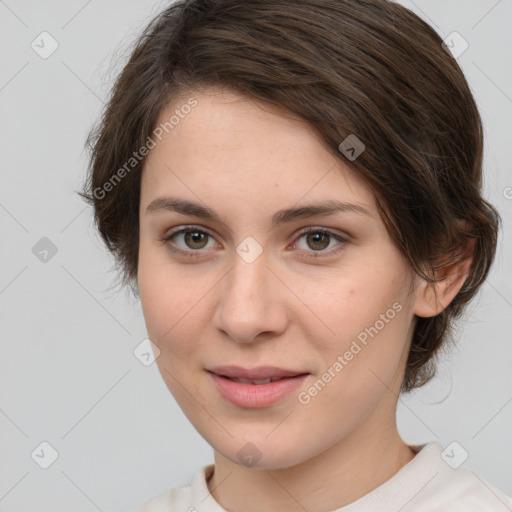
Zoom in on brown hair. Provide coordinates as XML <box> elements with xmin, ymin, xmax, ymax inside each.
<box><xmin>79</xmin><ymin>0</ymin><xmax>500</xmax><ymax>392</ymax></box>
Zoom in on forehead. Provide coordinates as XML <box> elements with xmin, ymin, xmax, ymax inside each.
<box><xmin>157</xmin><ymin>87</ymin><xmax>326</xmax><ymax>156</ymax></box>
<box><xmin>141</xmin><ymin>86</ymin><xmax>376</xmax><ymax>211</ymax></box>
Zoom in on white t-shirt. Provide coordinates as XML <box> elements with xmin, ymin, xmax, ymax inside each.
<box><xmin>134</xmin><ymin>441</ymin><xmax>512</xmax><ymax>511</ymax></box>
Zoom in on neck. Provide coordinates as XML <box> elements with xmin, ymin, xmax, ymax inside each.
<box><xmin>207</xmin><ymin>419</ymin><xmax>416</xmax><ymax>512</ymax></box>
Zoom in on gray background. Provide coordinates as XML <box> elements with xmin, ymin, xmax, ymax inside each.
<box><xmin>1</xmin><ymin>0</ymin><xmax>511</xmax><ymax>510</ymax></box>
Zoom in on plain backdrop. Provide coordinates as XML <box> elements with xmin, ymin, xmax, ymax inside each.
<box><xmin>1</xmin><ymin>1</ymin><xmax>511</xmax><ymax>510</ymax></box>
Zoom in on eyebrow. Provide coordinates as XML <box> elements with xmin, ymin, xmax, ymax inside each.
<box><xmin>145</xmin><ymin>196</ymin><xmax>371</xmax><ymax>228</ymax></box>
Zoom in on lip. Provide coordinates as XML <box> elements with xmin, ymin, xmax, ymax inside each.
<box><xmin>207</xmin><ymin>366</ymin><xmax>309</xmax><ymax>408</ymax></box>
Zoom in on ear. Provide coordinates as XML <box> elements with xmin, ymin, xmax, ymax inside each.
<box><xmin>413</xmin><ymin>236</ymin><xmax>476</xmax><ymax>318</ymax></box>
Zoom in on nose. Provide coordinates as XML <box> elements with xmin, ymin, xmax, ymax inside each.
<box><xmin>212</xmin><ymin>248</ymin><xmax>288</xmax><ymax>344</ymax></box>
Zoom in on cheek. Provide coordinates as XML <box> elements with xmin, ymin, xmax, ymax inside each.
<box><xmin>298</xmin><ymin>263</ymin><xmax>412</xmax><ymax>398</ymax></box>
<box><xmin>137</xmin><ymin>246</ymin><xmax>215</xmax><ymax>358</ymax></box>
<box><xmin>300</xmin><ymin>265</ymin><xmax>405</xmax><ymax>346</ymax></box>
<box><xmin>138</xmin><ymin>246</ymin><xmax>183</xmax><ymax>340</ymax></box>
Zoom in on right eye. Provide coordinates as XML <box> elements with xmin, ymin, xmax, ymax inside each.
<box><xmin>158</xmin><ymin>226</ymin><xmax>220</xmax><ymax>258</ymax></box>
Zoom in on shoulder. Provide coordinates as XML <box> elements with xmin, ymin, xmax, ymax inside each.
<box><xmin>420</xmin><ymin>465</ymin><xmax>512</xmax><ymax>511</ymax></box>
<box><xmin>402</xmin><ymin>442</ymin><xmax>512</xmax><ymax>511</ymax></box>
<box><xmin>343</xmin><ymin>441</ymin><xmax>512</xmax><ymax>511</ymax></box>
<box><xmin>131</xmin><ymin>464</ymin><xmax>219</xmax><ymax>512</ymax></box>
<box><xmin>132</xmin><ymin>486</ymin><xmax>191</xmax><ymax>512</ymax></box>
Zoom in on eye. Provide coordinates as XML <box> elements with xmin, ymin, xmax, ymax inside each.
<box><xmin>291</xmin><ymin>227</ymin><xmax>348</xmax><ymax>257</ymax></box>
<box><xmin>158</xmin><ymin>226</ymin><xmax>219</xmax><ymax>258</ymax></box>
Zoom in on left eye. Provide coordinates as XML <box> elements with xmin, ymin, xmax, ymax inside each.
<box><xmin>293</xmin><ymin>228</ymin><xmax>346</xmax><ymax>255</ymax></box>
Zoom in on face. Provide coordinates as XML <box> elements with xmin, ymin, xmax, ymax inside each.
<box><xmin>138</xmin><ymin>86</ymin><xmax>421</xmax><ymax>469</ymax></box>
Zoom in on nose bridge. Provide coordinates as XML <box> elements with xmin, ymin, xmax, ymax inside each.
<box><xmin>213</xmin><ymin>243</ymin><xmax>287</xmax><ymax>343</ymax></box>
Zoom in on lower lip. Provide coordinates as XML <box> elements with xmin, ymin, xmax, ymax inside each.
<box><xmin>209</xmin><ymin>372</ymin><xmax>309</xmax><ymax>408</ymax></box>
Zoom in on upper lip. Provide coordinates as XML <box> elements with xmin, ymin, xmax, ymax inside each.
<box><xmin>208</xmin><ymin>365</ymin><xmax>308</xmax><ymax>380</ymax></box>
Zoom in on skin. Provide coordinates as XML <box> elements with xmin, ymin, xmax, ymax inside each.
<box><xmin>137</xmin><ymin>86</ymin><xmax>472</xmax><ymax>511</ymax></box>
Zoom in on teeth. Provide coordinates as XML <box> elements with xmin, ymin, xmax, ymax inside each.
<box><xmin>229</xmin><ymin>377</ymin><xmax>274</xmax><ymax>384</ymax></box>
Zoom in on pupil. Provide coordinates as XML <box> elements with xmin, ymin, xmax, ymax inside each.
<box><xmin>308</xmin><ymin>232</ymin><xmax>329</xmax><ymax>250</ymax></box>
<box><xmin>186</xmin><ymin>231</ymin><xmax>207</xmax><ymax>249</ymax></box>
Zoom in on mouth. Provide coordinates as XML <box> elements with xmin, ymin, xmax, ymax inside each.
<box><xmin>219</xmin><ymin>375</ymin><xmax>290</xmax><ymax>384</ymax></box>
<box><xmin>206</xmin><ymin>366</ymin><xmax>310</xmax><ymax>408</ymax></box>
<box><xmin>207</xmin><ymin>365</ymin><xmax>309</xmax><ymax>382</ymax></box>
<box><xmin>212</xmin><ymin>375</ymin><xmax>307</xmax><ymax>385</ymax></box>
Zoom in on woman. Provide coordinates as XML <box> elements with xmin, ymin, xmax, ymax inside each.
<box><xmin>80</xmin><ymin>0</ymin><xmax>512</xmax><ymax>509</ymax></box>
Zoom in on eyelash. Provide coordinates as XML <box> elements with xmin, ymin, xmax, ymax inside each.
<box><xmin>158</xmin><ymin>225</ymin><xmax>349</xmax><ymax>259</ymax></box>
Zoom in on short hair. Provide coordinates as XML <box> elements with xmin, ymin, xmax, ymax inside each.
<box><xmin>79</xmin><ymin>0</ymin><xmax>500</xmax><ymax>392</ymax></box>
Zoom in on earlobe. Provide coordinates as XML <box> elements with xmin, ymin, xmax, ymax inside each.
<box><xmin>413</xmin><ymin>237</ymin><xmax>475</xmax><ymax>319</ymax></box>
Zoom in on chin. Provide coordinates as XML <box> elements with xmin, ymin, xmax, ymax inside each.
<box><xmin>212</xmin><ymin>434</ymin><xmax>317</xmax><ymax>471</ymax></box>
